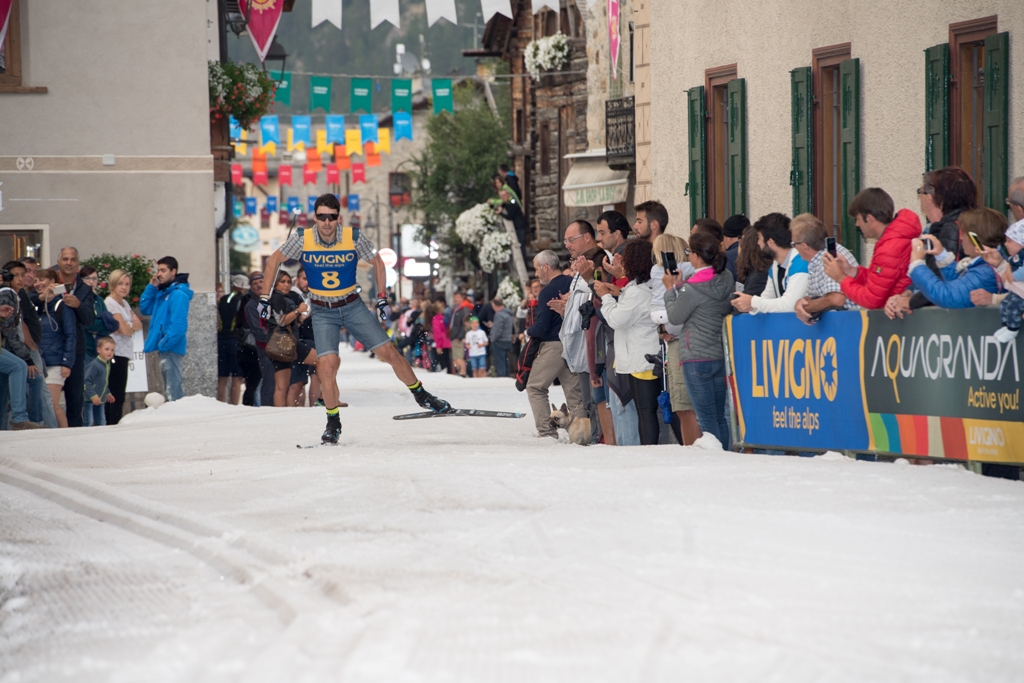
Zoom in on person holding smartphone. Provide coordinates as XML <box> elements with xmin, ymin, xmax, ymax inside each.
<box><xmin>904</xmin><ymin>208</ymin><xmax>1007</xmax><ymax>312</ymax></box>
<box><xmin>32</xmin><ymin>268</ymin><xmax>77</xmax><ymax>428</ymax></box>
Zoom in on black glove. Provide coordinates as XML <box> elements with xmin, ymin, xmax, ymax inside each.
<box><xmin>257</xmin><ymin>295</ymin><xmax>271</xmax><ymax>320</ymax></box>
<box><xmin>376</xmin><ymin>296</ymin><xmax>392</xmax><ymax>323</ymax></box>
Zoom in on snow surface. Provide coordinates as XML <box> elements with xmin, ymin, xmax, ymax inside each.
<box><xmin>2</xmin><ymin>347</ymin><xmax>1024</xmax><ymax>682</ymax></box>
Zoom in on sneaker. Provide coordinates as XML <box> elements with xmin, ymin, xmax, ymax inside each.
<box><xmin>993</xmin><ymin>326</ymin><xmax>1019</xmax><ymax>344</ymax></box>
<box><xmin>11</xmin><ymin>421</ymin><xmax>45</xmax><ymax>430</ymax></box>
<box><xmin>313</xmin><ymin>399</ymin><xmax>325</xmax><ymax>408</ymax></box>
<box><xmin>411</xmin><ymin>385</ymin><xmax>453</xmax><ymax>413</ymax></box>
<box><xmin>321</xmin><ymin>414</ymin><xmax>342</xmax><ymax>444</ymax></box>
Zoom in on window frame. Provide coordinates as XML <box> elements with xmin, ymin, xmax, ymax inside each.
<box><xmin>0</xmin><ymin>0</ymin><xmax>47</xmax><ymax>94</ymax></box>
<box><xmin>704</xmin><ymin>64</ymin><xmax>738</xmax><ymax>222</ymax></box>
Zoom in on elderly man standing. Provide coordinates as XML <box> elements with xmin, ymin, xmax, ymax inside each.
<box><xmin>53</xmin><ymin>247</ymin><xmax>95</xmax><ymax>427</ymax></box>
<box><xmin>526</xmin><ymin>250</ymin><xmax>583</xmax><ymax>439</ymax></box>
<box><xmin>550</xmin><ymin>220</ymin><xmax>604</xmax><ymax>444</ymax></box>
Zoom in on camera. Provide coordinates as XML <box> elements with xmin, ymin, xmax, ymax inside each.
<box><xmin>578</xmin><ymin>299</ymin><xmax>596</xmax><ymax>331</ymax></box>
<box><xmin>0</xmin><ymin>268</ymin><xmax>11</xmax><ymax>282</ymax></box>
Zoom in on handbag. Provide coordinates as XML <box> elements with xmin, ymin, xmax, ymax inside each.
<box><xmin>265</xmin><ymin>327</ymin><xmax>297</xmax><ymax>363</ymax></box>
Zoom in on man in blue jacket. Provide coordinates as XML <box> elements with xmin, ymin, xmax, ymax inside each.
<box><xmin>139</xmin><ymin>256</ymin><xmax>193</xmax><ymax>402</ymax></box>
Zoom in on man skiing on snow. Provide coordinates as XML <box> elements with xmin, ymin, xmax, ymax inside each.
<box><xmin>262</xmin><ymin>194</ymin><xmax>452</xmax><ymax>444</ymax></box>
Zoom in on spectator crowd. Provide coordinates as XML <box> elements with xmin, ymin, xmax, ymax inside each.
<box><xmin>4</xmin><ymin>169</ymin><xmax>1023</xmax><ymax>451</ymax></box>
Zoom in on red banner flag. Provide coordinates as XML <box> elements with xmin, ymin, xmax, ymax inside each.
<box><xmin>279</xmin><ymin>165</ymin><xmax>293</xmax><ymax>186</ymax></box>
<box><xmin>253</xmin><ymin>169</ymin><xmax>268</xmax><ymax>186</ymax></box>
<box><xmin>326</xmin><ymin>164</ymin><xmax>340</xmax><ymax>184</ymax></box>
<box><xmin>241</xmin><ymin>0</ymin><xmax>284</xmax><ymax>63</ymax></box>
<box><xmin>303</xmin><ymin>164</ymin><xmax>318</xmax><ymax>184</ymax></box>
<box><xmin>230</xmin><ymin>163</ymin><xmax>243</xmax><ymax>185</ymax></box>
<box><xmin>366</xmin><ymin>153</ymin><xmax>381</xmax><ymax>168</ymax></box>
<box><xmin>337</xmin><ymin>155</ymin><xmax>351</xmax><ymax>171</ymax></box>
<box><xmin>352</xmin><ymin>163</ymin><xmax>366</xmax><ymax>184</ymax></box>
<box><xmin>279</xmin><ymin>210</ymin><xmax>290</xmax><ymax>223</ymax></box>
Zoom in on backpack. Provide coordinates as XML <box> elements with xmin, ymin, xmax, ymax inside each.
<box><xmin>514</xmin><ymin>336</ymin><xmax>541</xmax><ymax>392</ymax></box>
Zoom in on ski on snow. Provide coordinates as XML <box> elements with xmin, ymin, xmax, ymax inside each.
<box><xmin>393</xmin><ymin>409</ymin><xmax>526</xmax><ymax>421</ymax></box>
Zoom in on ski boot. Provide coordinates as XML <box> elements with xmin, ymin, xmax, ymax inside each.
<box><xmin>321</xmin><ymin>413</ymin><xmax>342</xmax><ymax>445</ymax></box>
<box><xmin>410</xmin><ymin>384</ymin><xmax>454</xmax><ymax>413</ymax></box>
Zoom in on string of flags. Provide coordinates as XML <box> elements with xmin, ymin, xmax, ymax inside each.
<box><xmin>234</xmin><ymin>191</ymin><xmax>367</xmax><ymax>222</ymax></box>
<box><xmin>270</xmin><ymin>74</ymin><xmax>450</xmax><ymax>117</ymax></box>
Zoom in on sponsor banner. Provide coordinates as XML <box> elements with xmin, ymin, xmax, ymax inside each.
<box><xmin>728</xmin><ymin>310</ymin><xmax>870</xmax><ymax>452</ymax></box>
<box><xmin>726</xmin><ymin>307</ymin><xmax>1024</xmax><ymax>464</ymax></box>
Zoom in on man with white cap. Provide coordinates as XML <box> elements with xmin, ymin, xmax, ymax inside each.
<box><xmin>217</xmin><ymin>274</ymin><xmax>249</xmax><ymax>404</ymax></box>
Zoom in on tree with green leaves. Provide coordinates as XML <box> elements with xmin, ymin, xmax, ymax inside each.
<box><xmin>409</xmin><ymin>84</ymin><xmax>508</xmax><ymax>271</ymax></box>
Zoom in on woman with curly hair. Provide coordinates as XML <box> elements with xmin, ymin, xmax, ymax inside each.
<box><xmin>663</xmin><ymin>231</ymin><xmax>735</xmax><ymax>450</ymax></box>
<box><xmin>595</xmin><ymin>239</ymin><xmax>662</xmax><ymax>445</ymax></box>
<box><xmin>735</xmin><ymin>226</ymin><xmax>772</xmax><ymax>296</ymax></box>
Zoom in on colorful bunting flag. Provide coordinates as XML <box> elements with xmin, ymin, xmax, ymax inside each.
<box><xmin>267</xmin><ymin>196</ymin><xmax>278</xmax><ymax>212</ymax></box>
<box><xmin>316</xmin><ymin>129</ymin><xmax>330</xmax><ymax>154</ymax></box>
<box><xmin>229</xmin><ymin>116</ymin><xmax>242</xmax><ymax>140</ymax></box>
<box><xmin>365</xmin><ymin>142</ymin><xmax>377</xmax><ymax>155</ymax></box>
<box><xmin>307</xmin><ymin>154</ymin><xmax>323</xmax><ymax>173</ymax></box>
<box><xmin>310</xmin><ymin>76</ymin><xmax>332</xmax><ymax>112</ymax></box>
<box><xmin>425</xmin><ymin>0</ymin><xmax>458</xmax><ymax>26</ymax></box>
<box><xmin>308</xmin><ymin>196</ymin><xmax>318</xmax><ymax>213</ymax></box>
<box><xmin>359</xmin><ymin>114</ymin><xmax>379</xmax><ymax>144</ymax></box>
<box><xmin>311</xmin><ymin>0</ymin><xmax>342</xmax><ymax>28</ymax></box>
<box><xmin>272</xmin><ymin>72</ymin><xmax>292</xmax><ymax>106</ymax></box>
<box><xmin>245</xmin><ymin>197</ymin><xmax>257</xmax><ymax>215</ymax></box>
<box><xmin>252</xmin><ymin>147</ymin><xmax>267</xmax><ymax>174</ymax></box>
<box><xmin>287</xmin><ymin>196</ymin><xmax>301</xmax><ymax>212</ymax></box>
<box><xmin>233</xmin><ymin>129</ymin><xmax>248</xmax><ymax>156</ymax></box>
<box><xmin>326</xmin><ymin>164</ymin><xmax>340</xmax><ymax>184</ymax></box>
<box><xmin>303</xmin><ymin>165</ymin><xmax>318</xmax><ymax>184</ymax></box>
<box><xmin>348</xmin><ymin>194</ymin><xmax>361</xmax><ymax>211</ymax></box>
<box><xmin>279</xmin><ymin>209</ymin><xmax>290</xmax><ymax>223</ymax></box>
<box><xmin>480</xmin><ymin>0</ymin><xmax>513</xmax><ymax>21</ymax></box>
<box><xmin>325</xmin><ymin>115</ymin><xmax>345</xmax><ymax>144</ymax></box>
<box><xmin>230</xmin><ymin>164</ymin><xmax>243</xmax><ymax>185</ymax></box>
<box><xmin>378</xmin><ymin>128</ymin><xmax>391</xmax><ymax>154</ymax></box>
<box><xmin>337</xmin><ymin>155</ymin><xmax>351</xmax><ymax>171</ymax></box>
<box><xmin>260</xmin><ymin>141</ymin><xmax>277</xmax><ymax>156</ymax></box>
<box><xmin>292</xmin><ymin>115</ymin><xmax>311</xmax><ymax>145</ymax></box>
<box><xmin>352</xmin><ymin>163</ymin><xmax>366</xmax><ymax>183</ymax></box>
<box><xmin>608</xmin><ymin>0</ymin><xmax>620</xmax><ymax>80</ymax></box>
<box><xmin>260</xmin><ymin>116</ymin><xmax>280</xmax><ymax>145</ymax></box>
<box><xmin>253</xmin><ymin>169</ymin><xmax>268</xmax><ymax>186</ymax></box>
<box><xmin>394</xmin><ymin>111</ymin><xmax>413</xmax><ymax>141</ymax></box>
<box><xmin>240</xmin><ymin>0</ymin><xmax>284</xmax><ymax>63</ymax></box>
<box><xmin>369</xmin><ymin>0</ymin><xmax>400</xmax><ymax>28</ymax></box>
<box><xmin>234</xmin><ymin>199</ymin><xmax>244</xmax><ymax>217</ymax></box>
<box><xmin>345</xmin><ymin>128</ymin><xmax>362</xmax><ymax>156</ymax></box>
<box><xmin>391</xmin><ymin>79</ymin><xmax>413</xmax><ymax>113</ymax></box>
<box><xmin>366</xmin><ymin>152</ymin><xmax>381</xmax><ymax>168</ymax></box>
<box><xmin>279</xmin><ymin>165</ymin><xmax>293</xmax><ymax>186</ymax></box>
<box><xmin>432</xmin><ymin>78</ymin><xmax>454</xmax><ymax>114</ymax></box>
<box><xmin>351</xmin><ymin>78</ymin><xmax>373</xmax><ymax>114</ymax></box>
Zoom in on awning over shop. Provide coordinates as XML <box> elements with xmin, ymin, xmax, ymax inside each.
<box><xmin>561</xmin><ymin>149</ymin><xmax>630</xmax><ymax>207</ymax></box>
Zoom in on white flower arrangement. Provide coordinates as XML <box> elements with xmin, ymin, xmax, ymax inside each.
<box><xmin>479</xmin><ymin>231</ymin><xmax>513</xmax><ymax>273</ymax></box>
<box><xmin>455</xmin><ymin>202</ymin><xmax>501</xmax><ymax>248</ymax></box>
<box><xmin>496</xmin><ymin>276</ymin><xmax>522</xmax><ymax>309</ymax></box>
<box><xmin>524</xmin><ymin>32</ymin><xmax>570</xmax><ymax>81</ymax></box>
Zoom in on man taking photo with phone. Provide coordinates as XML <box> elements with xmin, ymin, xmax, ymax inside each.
<box><xmin>789</xmin><ymin>214</ymin><xmax>862</xmax><ymax>324</ymax></box>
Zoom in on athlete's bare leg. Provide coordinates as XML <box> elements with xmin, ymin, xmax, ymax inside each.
<box><xmin>373</xmin><ymin>341</ymin><xmax>417</xmax><ymax>385</ymax></box>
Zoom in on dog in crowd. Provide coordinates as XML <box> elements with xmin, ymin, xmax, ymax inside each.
<box><xmin>549</xmin><ymin>403</ymin><xmax>591</xmax><ymax>445</ymax></box>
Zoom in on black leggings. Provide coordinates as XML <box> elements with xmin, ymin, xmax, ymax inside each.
<box><xmin>104</xmin><ymin>355</ymin><xmax>130</xmax><ymax>425</ymax></box>
<box><xmin>630</xmin><ymin>374</ymin><xmax>663</xmax><ymax>446</ymax></box>
<box><xmin>238</xmin><ymin>345</ymin><xmax>263</xmax><ymax>406</ymax></box>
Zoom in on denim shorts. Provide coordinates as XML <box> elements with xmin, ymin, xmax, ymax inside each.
<box><xmin>310</xmin><ymin>299</ymin><xmax>390</xmax><ymax>357</ymax></box>
<box><xmin>468</xmin><ymin>354</ymin><xmax>487</xmax><ymax>371</ymax></box>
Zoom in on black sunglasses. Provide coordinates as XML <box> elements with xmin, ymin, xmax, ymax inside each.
<box><xmin>315</xmin><ymin>212</ymin><xmax>339</xmax><ymax>221</ymax></box>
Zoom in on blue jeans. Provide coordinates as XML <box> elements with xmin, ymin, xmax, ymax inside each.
<box><xmin>27</xmin><ymin>351</ymin><xmax>57</xmax><ymax>427</ymax></box>
<box><xmin>83</xmin><ymin>402</ymin><xmax>107</xmax><ymax>426</ymax></box>
<box><xmin>683</xmin><ymin>359</ymin><xmax>732</xmax><ymax>450</ymax></box>
<box><xmin>0</xmin><ymin>350</ymin><xmax>30</xmax><ymax>425</ymax></box>
<box><xmin>492</xmin><ymin>342</ymin><xmax>511</xmax><ymax>377</ymax></box>
<box><xmin>160</xmin><ymin>351</ymin><xmax>184</xmax><ymax>402</ymax></box>
<box><xmin>607</xmin><ymin>371</ymin><xmax>640</xmax><ymax>446</ymax></box>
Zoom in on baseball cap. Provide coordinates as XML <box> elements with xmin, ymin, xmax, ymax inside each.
<box><xmin>231</xmin><ymin>274</ymin><xmax>249</xmax><ymax>289</ymax></box>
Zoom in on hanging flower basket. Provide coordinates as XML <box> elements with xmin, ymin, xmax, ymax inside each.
<box><xmin>525</xmin><ymin>33</ymin><xmax>570</xmax><ymax>81</ymax></box>
<box><xmin>208</xmin><ymin>60</ymin><xmax>276</xmax><ymax>130</ymax></box>
<box><xmin>455</xmin><ymin>202</ymin><xmax>501</xmax><ymax>248</ymax></box>
<box><xmin>497</xmin><ymin>276</ymin><xmax>523</xmax><ymax>308</ymax></box>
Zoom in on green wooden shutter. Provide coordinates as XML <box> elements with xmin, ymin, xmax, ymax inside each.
<box><xmin>727</xmin><ymin>78</ymin><xmax>747</xmax><ymax>217</ymax></box>
<box><xmin>925</xmin><ymin>44</ymin><xmax>949</xmax><ymax>172</ymax></box>
<box><xmin>686</xmin><ymin>86</ymin><xmax>706</xmax><ymax>221</ymax></box>
<box><xmin>839</xmin><ymin>57</ymin><xmax>861</xmax><ymax>261</ymax></box>
<box><xmin>790</xmin><ymin>67</ymin><xmax>813</xmax><ymax>215</ymax></box>
<box><xmin>983</xmin><ymin>32</ymin><xmax>1009</xmax><ymax>214</ymax></box>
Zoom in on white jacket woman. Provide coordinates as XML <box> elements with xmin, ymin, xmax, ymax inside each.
<box><xmin>600</xmin><ymin>282</ymin><xmax>659</xmax><ymax>373</ymax></box>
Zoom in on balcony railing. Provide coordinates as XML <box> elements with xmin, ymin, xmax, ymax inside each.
<box><xmin>606</xmin><ymin>96</ymin><xmax>635</xmax><ymax>169</ymax></box>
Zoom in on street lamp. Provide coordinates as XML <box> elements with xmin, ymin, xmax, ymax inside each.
<box><xmin>265</xmin><ymin>39</ymin><xmax>288</xmax><ymax>83</ymax></box>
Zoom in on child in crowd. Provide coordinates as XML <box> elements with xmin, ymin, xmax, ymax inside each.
<box><xmin>464</xmin><ymin>317</ymin><xmax>489</xmax><ymax>378</ymax></box>
<box><xmin>83</xmin><ymin>336</ymin><xmax>116</xmax><ymax>426</ymax></box>
<box><xmin>980</xmin><ymin>219</ymin><xmax>1024</xmax><ymax>342</ymax></box>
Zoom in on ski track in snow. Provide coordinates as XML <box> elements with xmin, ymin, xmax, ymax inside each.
<box><xmin>1</xmin><ymin>346</ymin><xmax>1024</xmax><ymax>682</ymax></box>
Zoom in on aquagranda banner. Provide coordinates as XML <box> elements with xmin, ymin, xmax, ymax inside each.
<box><xmin>727</xmin><ymin>308</ymin><xmax>1024</xmax><ymax>464</ymax></box>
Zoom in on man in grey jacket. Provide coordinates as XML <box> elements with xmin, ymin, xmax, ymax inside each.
<box><xmin>489</xmin><ymin>298</ymin><xmax>515</xmax><ymax>377</ymax></box>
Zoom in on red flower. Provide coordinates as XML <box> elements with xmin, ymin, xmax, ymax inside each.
<box><xmin>100</xmin><ymin>283</ymin><xmax>107</xmax><ymax>289</ymax></box>
<box><xmin>133</xmin><ymin>253</ymin><xmax>140</xmax><ymax>258</ymax></box>
<box><xmin>103</xmin><ymin>263</ymin><xmax>110</xmax><ymax>268</ymax></box>
<box><xmin>132</xmin><ymin>296</ymin><xmax>140</xmax><ymax>302</ymax></box>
